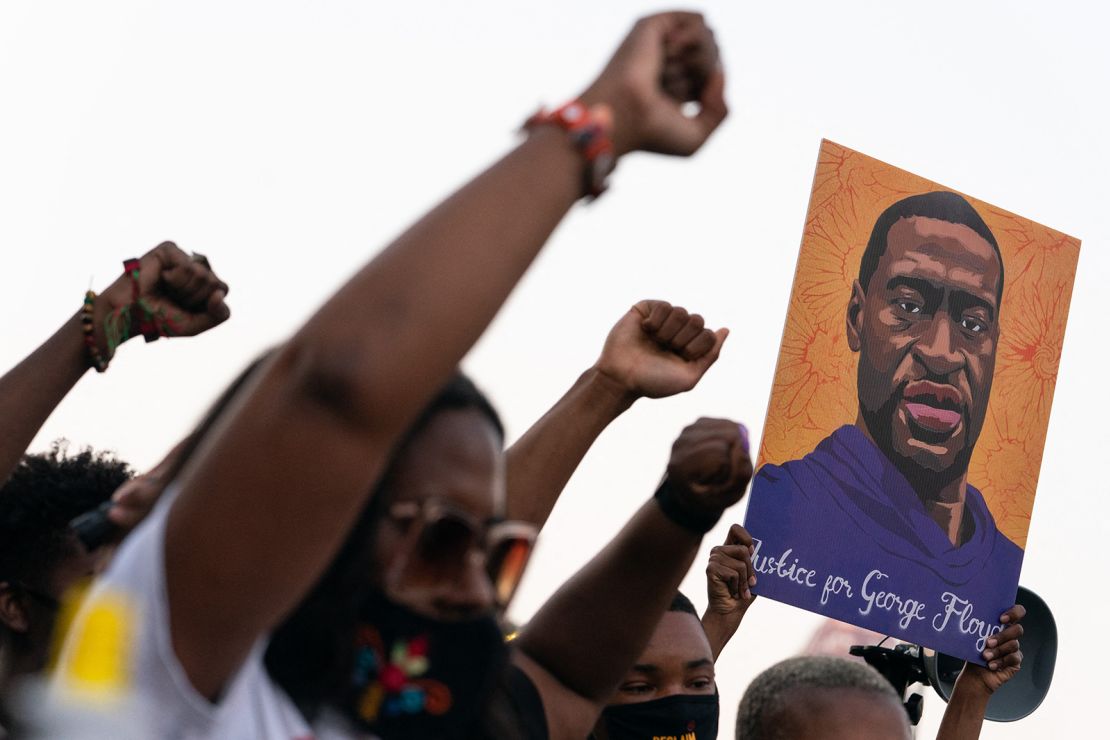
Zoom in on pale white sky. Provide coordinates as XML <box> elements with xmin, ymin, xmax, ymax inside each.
<box><xmin>1</xmin><ymin>1</ymin><xmax>1106</xmax><ymax>736</ymax></box>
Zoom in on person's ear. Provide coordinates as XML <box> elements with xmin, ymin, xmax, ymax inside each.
<box><xmin>846</xmin><ymin>280</ymin><xmax>865</xmax><ymax>353</ymax></box>
<box><xmin>0</xmin><ymin>582</ymin><xmax>30</xmax><ymax>633</ymax></box>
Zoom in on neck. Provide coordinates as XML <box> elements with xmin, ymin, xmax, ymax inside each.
<box><xmin>923</xmin><ymin>479</ymin><xmax>969</xmax><ymax>547</ymax></box>
<box><xmin>853</xmin><ymin>415</ymin><xmax>970</xmax><ymax>547</ymax></box>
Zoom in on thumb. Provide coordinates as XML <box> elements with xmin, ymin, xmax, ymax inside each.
<box><xmin>207</xmin><ymin>289</ymin><xmax>231</xmax><ymax>324</ymax></box>
<box><xmin>694</xmin><ymin>66</ymin><xmax>728</xmax><ymax>138</ymax></box>
<box><xmin>698</xmin><ymin>327</ymin><xmax>730</xmax><ymax>367</ymax></box>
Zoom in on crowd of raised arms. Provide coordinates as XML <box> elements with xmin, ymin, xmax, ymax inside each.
<box><xmin>0</xmin><ymin>12</ymin><xmax>1025</xmax><ymax>740</ymax></box>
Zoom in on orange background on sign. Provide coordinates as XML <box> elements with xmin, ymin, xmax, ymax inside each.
<box><xmin>757</xmin><ymin>140</ymin><xmax>1080</xmax><ymax>549</ymax></box>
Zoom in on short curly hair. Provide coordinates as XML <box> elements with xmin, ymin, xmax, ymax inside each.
<box><xmin>668</xmin><ymin>590</ymin><xmax>701</xmax><ymax>620</ymax></box>
<box><xmin>0</xmin><ymin>441</ymin><xmax>132</xmax><ymax>591</ymax></box>
<box><xmin>736</xmin><ymin>656</ymin><xmax>900</xmax><ymax>740</ymax></box>
<box><xmin>858</xmin><ymin>191</ymin><xmax>1003</xmax><ymax>302</ymax></box>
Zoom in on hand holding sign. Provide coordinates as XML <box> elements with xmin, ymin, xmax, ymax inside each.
<box><xmin>972</xmin><ymin>604</ymin><xmax>1026</xmax><ymax>689</ymax></box>
<box><xmin>707</xmin><ymin>523</ymin><xmax>758</xmax><ymax>606</ymax></box>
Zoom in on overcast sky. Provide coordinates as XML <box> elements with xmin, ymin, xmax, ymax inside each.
<box><xmin>2</xmin><ymin>1</ymin><xmax>1106</xmax><ymax>736</ymax></box>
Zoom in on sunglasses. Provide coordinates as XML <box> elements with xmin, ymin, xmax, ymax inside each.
<box><xmin>385</xmin><ymin>499</ymin><xmax>537</xmax><ymax>609</ymax></box>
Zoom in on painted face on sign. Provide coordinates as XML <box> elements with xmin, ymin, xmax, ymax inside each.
<box><xmin>848</xmin><ymin>215</ymin><xmax>1002</xmax><ymax>489</ymax></box>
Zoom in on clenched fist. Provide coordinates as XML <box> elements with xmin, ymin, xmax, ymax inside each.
<box><xmin>579</xmin><ymin>12</ymin><xmax>727</xmax><ymax>157</ymax></box>
<box><xmin>659</xmin><ymin>418</ymin><xmax>752</xmax><ymax>530</ymax></box>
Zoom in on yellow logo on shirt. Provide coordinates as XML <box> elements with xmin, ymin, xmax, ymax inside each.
<box><xmin>55</xmin><ymin>588</ymin><xmax>136</xmax><ymax>702</ymax></box>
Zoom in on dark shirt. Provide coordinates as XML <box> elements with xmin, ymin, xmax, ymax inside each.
<box><xmin>480</xmin><ymin>663</ymin><xmax>548</xmax><ymax>740</ymax></box>
<box><xmin>744</xmin><ymin>425</ymin><xmax>1023</xmax><ymax>662</ymax></box>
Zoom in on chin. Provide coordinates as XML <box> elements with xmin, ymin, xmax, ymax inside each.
<box><xmin>891</xmin><ymin>423</ymin><xmax>964</xmax><ymax>476</ymax></box>
<box><xmin>905</xmin><ymin>445</ymin><xmax>957</xmax><ymax>474</ymax></box>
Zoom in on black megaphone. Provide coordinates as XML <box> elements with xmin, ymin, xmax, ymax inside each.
<box><xmin>921</xmin><ymin>585</ymin><xmax>1056</xmax><ymax>722</ymax></box>
<box><xmin>851</xmin><ymin>586</ymin><xmax>1056</xmax><ymax>724</ymax></box>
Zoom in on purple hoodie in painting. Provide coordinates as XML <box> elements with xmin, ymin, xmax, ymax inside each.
<box><xmin>743</xmin><ymin>425</ymin><xmax>1023</xmax><ymax>663</ymax></box>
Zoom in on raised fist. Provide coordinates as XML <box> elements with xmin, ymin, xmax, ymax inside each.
<box><xmin>594</xmin><ymin>299</ymin><xmax>728</xmax><ymax>401</ymax></box>
<box><xmin>665</xmin><ymin>417</ymin><xmax>752</xmax><ymax>521</ymax></box>
<box><xmin>96</xmin><ymin>241</ymin><xmax>230</xmax><ymax>357</ymax></box>
<box><xmin>580</xmin><ymin>12</ymin><xmax>727</xmax><ymax>157</ymax></box>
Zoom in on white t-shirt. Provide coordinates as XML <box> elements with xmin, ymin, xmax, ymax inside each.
<box><xmin>50</xmin><ymin>493</ymin><xmax>375</xmax><ymax>740</ymax></box>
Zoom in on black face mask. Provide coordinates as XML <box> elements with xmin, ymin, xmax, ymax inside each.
<box><xmin>599</xmin><ymin>693</ymin><xmax>720</xmax><ymax>740</ymax></box>
<box><xmin>343</xmin><ymin>588</ymin><xmax>508</xmax><ymax>740</ymax></box>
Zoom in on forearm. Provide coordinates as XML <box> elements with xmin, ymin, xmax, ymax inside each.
<box><xmin>0</xmin><ymin>248</ymin><xmax>221</xmax><ymax>481</ymax></box>
<box><xmin>506</xmin><ymin>368</ymin><xmax>635</xmax><ymax>527</ymax></box>
<box><xmin>701</xmin><ymin>607</ymin><xmax>748</xmax><ymax>661</ymax></box>
<box><xmin>290</xmin><ymin>127</ymin><xmax>586</xmax><ymax>438</ymax></box>
<box><xmin>0</xmin><ymin>310</ymin><xmax>90</xmax><ymax>479</ymax></box>
<box><xmin>516</xmin><ymin>500</ymin><xmax>701</xmax><ymax>703</ymax></box>
<box><xmin>936</xmin><ymin>673</ymin><xmax>991</xmax><ymax>740</ymax></box>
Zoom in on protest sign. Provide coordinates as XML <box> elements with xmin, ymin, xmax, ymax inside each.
<box><xmin>744</xmin><ymin>140</ymin><xmax>1079</xmax><ymax>662</ymax></box>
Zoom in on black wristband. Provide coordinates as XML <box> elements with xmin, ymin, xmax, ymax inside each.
<box><xmin>653</xmin><ymin>477</ymin><xmax>722</xmax><ymax>534</ymax></box>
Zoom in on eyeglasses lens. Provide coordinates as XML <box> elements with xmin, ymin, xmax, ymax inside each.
<box><xmin>488</xmin><ymin>537</ymin><xmax>533</xmax><ymax>606</ymax></box>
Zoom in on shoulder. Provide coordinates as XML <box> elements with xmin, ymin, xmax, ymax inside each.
<box><xmin>754</xmin><ymin>427</ymin><xmax>848</xmax><ymax>490</ymax></box>
<box><xmin>481</xmin><ymin>660</ymin><xmax>549</xmax><ymax>740</ymax></box>
<box><xmin>52</xmin><ymin>493</ymin><xmax>310</xmax><ymax>738</ymax></box>
<box><xmin>510</xmin><ymin>649</ymin><xmax>585</xmax><ymax>740</ymax></box>
<box><xmin>965</xmin><ymin>483</ymin><xmax>1025</xmax><ymax>565</ymax></box>
<box><xmin>993</xmin><ymin>528</ymin><xmax>1024</xmax><ymax>566</ymax></box>
<box><xmin>50</xmin><ymin>496</ymin><xmax>216</xmax><ymax>734</ymax></box>
<box><xmin>965</xmin><ymin>483</ymin><xmax>1023</xmax><ymax>552</ymax></box>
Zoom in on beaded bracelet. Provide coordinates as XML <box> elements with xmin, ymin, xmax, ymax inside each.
<box><xmin>81</xmin><ymin>291</ymin><xmax>110</xmax><ymax>373</ymax></box>
<box><xmin>524</xmin><ymin>100</ymin><xmax>615</xmax><ymax>199</ymax></box>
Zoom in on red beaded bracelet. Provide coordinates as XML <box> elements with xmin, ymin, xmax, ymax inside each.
<box><xmin>524</xmin><ymin>100</ymin><xmax>615</xmax><ymax>199</ymax></box>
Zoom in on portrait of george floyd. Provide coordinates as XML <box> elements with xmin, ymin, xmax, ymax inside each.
<box><xmin>744</xmin><ymin>140</ymin><xmax>1080</xmax><ymax>663</ymax></box>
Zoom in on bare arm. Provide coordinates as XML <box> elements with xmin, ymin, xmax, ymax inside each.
<box><xmin>701</xmin><ymin>522</ymin><xmax>757</xmax><ymax>661</ymax></box>
<box><xmin>936</xmin><ymin>604</ymin><xmax>1025</xmax><ymax>740</ymax></box>
<box><xmin>0</xmin><ymin>244</ymin><xmax>229</xmax><ymax>481</ymax></box>
<box><xmin>514</xmin><ymin>417</ymin><xmax>751</xmax><ymax>739</ymax></box>
<box><xmin>162</xmin><ymin>11</ymin><xmax>728</xmax><ymax>700</ymax></box>
<box><xmin>506</xmin><ymin>300</ymin><xmax>728</xmax><ymax>527</ymax></box>
<box><xmin>0</xmin><ymin>314</ymin><xmax>91</xmax><ymax>482</ymax></box>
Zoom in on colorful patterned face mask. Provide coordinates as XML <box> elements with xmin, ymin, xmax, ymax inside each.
<box><xmin>345</xmin><ymin>588</ymin><xmax>508</xmax><ymax>739</ymax></box>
